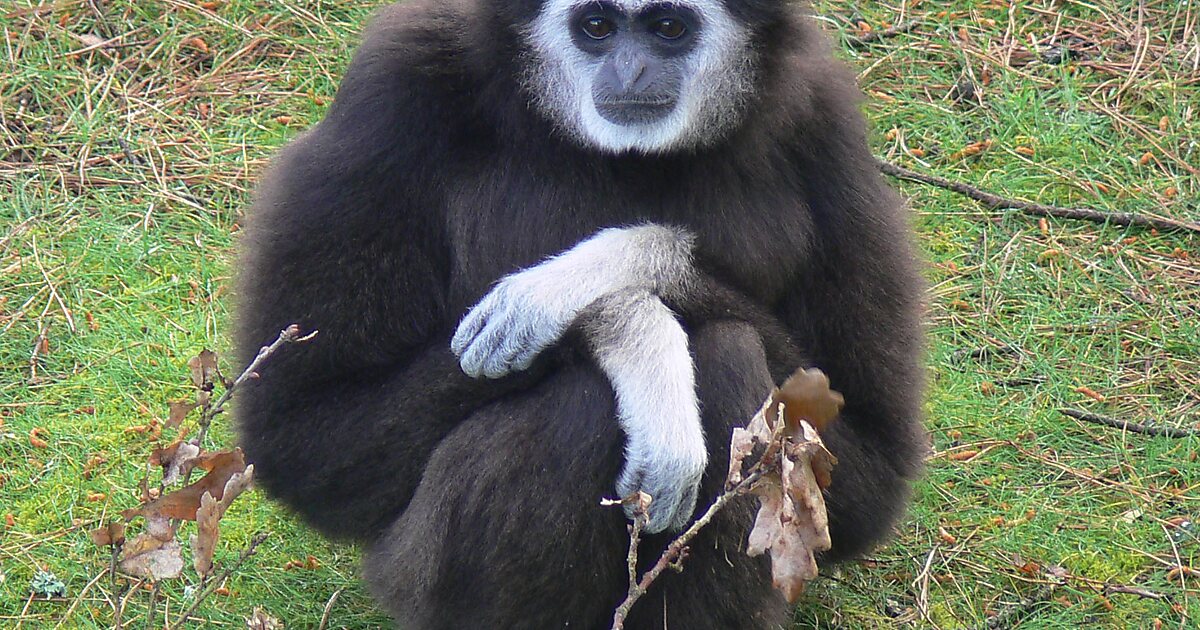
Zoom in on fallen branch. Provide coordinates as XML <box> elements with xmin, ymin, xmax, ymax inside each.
<box><xmin>877</xmin><ymin>159</ymin><xmax>1200</xmax><ymax>234</ymax></box>
<box><xmin>847</xmin><ymin>19</ymin><xmax>920</xmax><ymax>47</ymax></box>
<box><xmin>608</xmin><ymin>369</ymin><xmax>842</xmax><ymax>628</ymax></box>
<box><xmin>1103</xmin><ymin>583</ymin><xmax>1168</xmax><ymax>600</ymax></box>
<box><xmin>1060</xmin><ymin>408</ymin><xmax>1198</xmax><ymax>439</ymax></box>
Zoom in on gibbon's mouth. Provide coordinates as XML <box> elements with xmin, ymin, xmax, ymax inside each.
<box><xmin>594</xmin><ymin>98</ymin><xmax>677</xmax><ymax>125</ymax></box>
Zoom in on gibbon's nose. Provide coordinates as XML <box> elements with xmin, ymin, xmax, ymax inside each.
<box><xmin>600</xmin><ymin>47</ymin><xmax>651</xmax><ymax>94</ymax></box>
<box><xmin>613</xmin><ymin>51</ymin><xmax>646</xmax><ymax>92</ymax></box>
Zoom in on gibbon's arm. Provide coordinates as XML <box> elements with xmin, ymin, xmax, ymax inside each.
<box><xmin>451</xmin><ymin>224</ymin><xmax>697</xmax><ymax>378</ymax></box>
<box><xmin>577</xmin><ymin>289</ymin><xmax>704</xmax><ymax>533</ymax></box>
<box><xmin>451</xmin><ymin>226</ymin><xmax>705</xmax><ymax>533</ymax></box>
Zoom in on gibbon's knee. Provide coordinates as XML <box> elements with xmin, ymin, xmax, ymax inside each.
<box><xmin>819</xmin><ymin>417</ymin><xmax>926</xmax><ymax>562</ymax></box>
<box><xmin>363</xmin><ymin>361</ymin><xmax>631</xmax><ymax>629</ymax></box>
<box><xmin>362</xmin><ymin>325</ymin><xmax>789</xmax><ymax>629</ymax></box>
<box><xmin>690</xmin><ymin>321</ymin><xmax>777</xmax><ymax>434</ymax></box>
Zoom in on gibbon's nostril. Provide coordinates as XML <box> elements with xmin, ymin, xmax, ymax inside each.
<box><xmin>613</xmin><ymin>53</ymin><xmax>646</xmax><ymax>92</ymax></box>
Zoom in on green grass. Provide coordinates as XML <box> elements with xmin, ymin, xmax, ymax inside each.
<box><xmin>2</xmin><ymin>0</ymin><xmax>1197</xmax><ymax>627</ymax></box>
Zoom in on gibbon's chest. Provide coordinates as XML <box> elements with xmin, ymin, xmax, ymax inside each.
<box><xmin>444</xmin><ymin>149</ymin><xmax>814</xmax><ymax>313</ymax></box>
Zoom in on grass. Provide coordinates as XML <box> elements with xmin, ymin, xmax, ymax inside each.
<box><xmin>1</xmin><ymin>0</ymin><xmax>1197</xmax><ymax>627</ymax></box>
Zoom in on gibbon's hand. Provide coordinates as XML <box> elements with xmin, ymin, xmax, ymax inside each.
<box><xmin>452</xmin><ymin>225</ymin><xmax>696</xmax><ymax>379</ymax></box>
<box><xmin>584</xmin><ymin>290</ymin><xmax>706</xmax><ymax>533</ymax></box>
<box><xmin>451</xmin><ymin>269</ymin><xmax>571</xmax><ymax>379</ymax></box>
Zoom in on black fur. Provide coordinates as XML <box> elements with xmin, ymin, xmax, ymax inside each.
<box><xmin>235</xmin><ymin>1</ymin><xmax>927</xmax><ymax>627</ymax></box>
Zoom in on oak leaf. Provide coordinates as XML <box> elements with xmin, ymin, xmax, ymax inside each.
<box><xmin>191</xmin><ymin>464</ymin><xmax>255</xmax><ymax>576</ymax></box>
<box><xmin>89</xmin><ymin>520</ymin><xmax>126</xmax><ymax>547</ymax></box>
<box><xmin>150</xmin><ymin>440</ymin><xmax>202</xmax><ymax>485</ymax></box>
<box><xmin>120</xmin><ymin>534</ymin><xmax>183</xmax><ymax>581</ymax></box>
<box><xmin>728</xmin><ymin>368</ymin><xmax>841</xmax><ymax>602</ymax></box>
<box><xmin>122</xmin><ymin>448</ymin><xmax>250</xmax><ymax>522</ymax></box>
<box><xmin>166</xmin><ymin>400</ymin><xmax>197</xmax><ymax>429</ymax></box>
<box><xmin>188</xmin><ymin>349</ymin><xmax>219</xmax><ymax>389</ymax></box>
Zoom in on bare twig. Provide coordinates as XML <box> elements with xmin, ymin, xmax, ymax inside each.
<box><xmin>29</xmin><ymin>324</ymin><xmax>48</xmax><ymax>383</ymax></box>
<box><xmin>1104</xmin><ymin>583</ymin><xmax>1168</xmax><ymax>600</ymax></box>
<box><xmin>113</xmin><ymin>580</ymin><xmax>144</xmax><ymax>630</ymax></box>
<box><xmin>167</xmin><ymin>532</ymin><xmax>269</xmax><ymax>630</ymax></box>
<box><xmin>914</xmin><ymin>546</ymin><xmax>938</xmax><ymax>623</ymax></box>
<box><xmin>608</xmin><ymin>470</ymin><xmax>765</xmax><ymax>630</ymax></box>
<box><xmin>1060</xmin><ymin>408</ymin><xmax>1198</xmax><ymax>439</ymax></box>
<box><xmin>878</xmin><ymin>159</ymin><xmax>1200</xmax><ymax>234</ymax></box>
<box><xmin>193</xmin><ymin>324</ymin><xmax>317</xmax><ymax>447</ymax></box>
<box><xmin>317</xmin><ymin>588</ymin><xmax>344</xmax><ymax>630</ymax></box>
<box><xmin>143</xmin><ymin>583</ymin><xmax>160</xmax><ymax>630</ymax></box>
<box><xmin>847</xmin><ymin>19</ymin><xmax>920</xmax><ymax>47</ymax></box>
<box><xmin>949</xmin><ymin>344</ymin><xmax>1019</xmax><ymax>363</ymax></box>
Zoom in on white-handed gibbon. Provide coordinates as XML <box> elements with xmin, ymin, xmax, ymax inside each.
<box><xmin>236</xmin><ymin>1</ymin><xmax>927</xmax><ymax>627</ymax></box>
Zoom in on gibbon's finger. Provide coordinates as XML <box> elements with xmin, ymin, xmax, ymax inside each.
<box><xmin>457</xmin><ymin>321</ymin><xmax>509</xmax><ymax>378</ymax></box>
<box><xmin>507</xmin><ymin>343</ymin><xmax>544</xmax><ymax>375</ymax></box>
<box><xmin>640</xmin><ymin>469</ymin><xmax>701</xmax><ymax>534</ymax></box>
<box><xmin>479</xmin><ymin>335</ymin><xmax>530</xmax><ymax>378</ymax></box>
<box><xmin>450</xmin><ymin>297</ymin><xmax>495</xmax><ymax>356</ymax></box>
<box><xmin>669</xmin><ymin>479</ymin><xmax>700</xmax><ymax>531</ymax></box>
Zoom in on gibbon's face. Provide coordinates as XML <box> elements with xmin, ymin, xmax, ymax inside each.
<box><xmin>526</xmin><ymin>0</ymin><xmax>756</xmax><ymax>154</ymax></box>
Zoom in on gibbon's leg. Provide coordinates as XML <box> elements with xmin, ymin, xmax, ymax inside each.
<box><xmin>363</xmin><ymin>321</ymin><xmax>789</xmax><ymax>630</ymax></box>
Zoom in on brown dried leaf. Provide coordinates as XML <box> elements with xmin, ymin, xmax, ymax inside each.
<box><xmin>89</xmin><ymin>521</ymin><xmax>126</xmax><ymax>547</ymax></box>
<box><xmin>192</xmin><ymin>492</ymin><xmax>221</xmax><ymax>576</ymax></box>
<box><xmin>726</xmin><ymin>426</ymin><xmax>759</xmax><ymax>487</ymax></box>
<box><xmin>745</xmin><ymin>420</ymin><xmax>834</xmax><ymax>602</ymax></box>
<box><xmin>188</xmin><ymin>349</ymin><xmax>219</xmax><ymax>389</ymax></box>
<box><xmin>191</xmin><ymin>465</ymin><xmax>255</xmax><ymax>577</ymax></box>
<box><xmin>948</xmin><ymin>449</ymin><xmax>980</xmax><ymax>462</ymax></box>
<box><xmin>123</xmin><ymin>448</ymin><xmax>250</xmax><ymax>522</ymax></box>
<box><xmin>76</xmin><ymin>33</ymin><xmax>107</xmax><ymax>49</ymax></box>
<box><xmin>150</xmin><ymin>440</ymin><xmax>202</xmax><ymax>485</ymax></box>
<box><xmin>246</xmin><ymin>608</ymin><xmax>282</xmax><ymax>629</ymax></box>
<box><xmin>732</xmin><ymin>366</ymin><xmax>839</xmax><ymax>603</ymax></box>
<box><xmin>119</xmin><ymin>533</ymin><xmax>183</xmax><ymax>581</ymax></box>
<box><xmin>771</xmin><ymin>368</ymin><xmax>844</xmax><ymax>434</ymax></box>
<box><xmin>29</xmin><ymin>427</ymin><xmax>50</xmax><ymax>449</ymax></box>
<box><xmin>143</xmin><ymin>513</ymin><xmax>177</xmax><ymax>541</ymax></box>
<box><xmin>166</xmin><ymin>401</ymin><xmax>197</xmax><ymax>429</ymax></box>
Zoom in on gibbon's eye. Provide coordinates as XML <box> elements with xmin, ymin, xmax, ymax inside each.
<box><xmin>653</xmin><ymin>18</ymin><xmax>686</xmax><ymax>40</ymax></box>
<box><xmin>581</xmin><ymin>16</ymin><xmax>615</xmax><ymax>40</ymax></box>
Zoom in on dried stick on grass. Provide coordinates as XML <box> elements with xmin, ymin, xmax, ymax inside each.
<box><xmin>1060</xmin><ymin>408</ymin><xmax>1198</xmax><ymax>439</ymax></box>
<box><xmin>193</xmin><ymin>324</ymin><xmax>318</xmax><ymax>446</ymax></box>
<box><xmin>317</xmin><ymin>588</ymin><xmax>345</xmax><ymax>630</ymax></box>
<box><xmin>846</xmin><ymin>19</ymin><xmax>920</xmax><ymax>47</ymax></box>
<box><xmin>877</xmin><ymin>159</ymin><xmax>1200</xmax><ymax>234</ymax></box>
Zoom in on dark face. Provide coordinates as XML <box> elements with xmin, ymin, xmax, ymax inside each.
<box><xmin>569</xmin><ymin>2</ymin><xmax>701</xmax><ymax>126</ymax></box>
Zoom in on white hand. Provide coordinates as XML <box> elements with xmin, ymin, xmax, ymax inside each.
<box><xmin>450</xmin><ymin>270</ymin><xmax>570</xmax><ymax>378</ymax></box>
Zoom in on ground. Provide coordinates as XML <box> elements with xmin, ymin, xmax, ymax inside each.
<box><xmin>1</xmin><ymin>0</ymin><xmax>1197</xmax><ymax>627</ymax></box>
